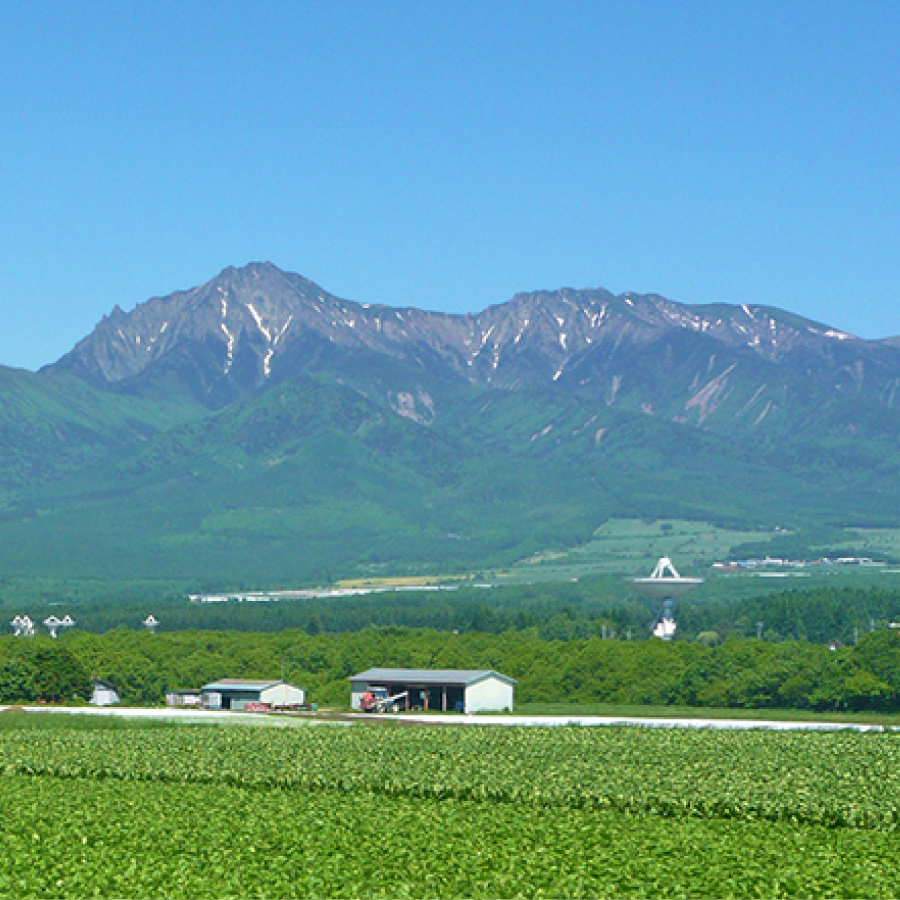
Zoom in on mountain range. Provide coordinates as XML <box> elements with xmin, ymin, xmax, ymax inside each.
<box><xmin>3</xmin><ymin>261</ymin><xmax>900</xmax><ymax>586</ymax></box>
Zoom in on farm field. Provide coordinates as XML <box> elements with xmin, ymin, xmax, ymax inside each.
<box><xmin>3</xmin><ymin>716</ymin><xmax>900</xmax><ymax>897</ymax></box>
<box><xmin>513</xmin><ymin>517</ymin><xmax>773</xmax><ymax>577</ymax></box>
<box><xmin>508</xmin><ymin>517</ymin><xmax>900</xmax><ymax>584</ymax></box>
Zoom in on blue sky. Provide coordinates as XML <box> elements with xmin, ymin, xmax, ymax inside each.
<box><xmin>2</xmin><ymin>1</ymin><xmax>899</xmax><ymax>370</ymax></box>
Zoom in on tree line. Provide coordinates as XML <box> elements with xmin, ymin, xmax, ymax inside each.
<box><xmin>4</xmin><ymin>625</ymin><xmax>900</xmax><ymax>713</ymax></box>
<box><xmin>4</xmin><ymin>580</ymin><xmax>900</xmax><ymax>646</ymax></box>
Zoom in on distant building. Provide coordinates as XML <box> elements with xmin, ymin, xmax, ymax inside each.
<box><xmin>90</xmin><ymin>678</ymin><xmax>120</xmax><ymax>707</ymax></box>
<box><xmin>200</xmin><ymin>679</ymin><xmax>305</xmax><ymax>710</ymax></box>
<box><xmin>165</xmin><ymin>689</ymin><xmax>203</xmax><ymax>708</ymax></box>
<box><xmin>348</xmin><ymin>668</ymin><xmax>516</xmax><ymax>713</ymax></box>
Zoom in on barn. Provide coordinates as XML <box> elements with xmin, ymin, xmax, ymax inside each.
<box><xmin>90</xmin><ymin>678</ymin><xmax>120</xmax><ymax>707</ymax></box>
<box><xmin>200</xmin><ymin>679</ymin><xmax>305</xmax><ymax>710</ymax></box>
<box><xmin>349</xmin><ymin>668</ymin><xmax>516</xmax><ymax>713</ymax></box>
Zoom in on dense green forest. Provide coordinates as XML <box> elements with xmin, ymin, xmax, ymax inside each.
<box><xmin>5</xmin><ymin>622</ymin><xmax>900</xmax><ymax>713</ymax></box>
<box><xmin>4</xmin><ymin>579</ymin><xmax>900</xmax><ymax>712</ymax></box>
<box><xmin>3</xmin><ymin>577</ymin><xmax>900</xmax><ymax>646</ymax></box>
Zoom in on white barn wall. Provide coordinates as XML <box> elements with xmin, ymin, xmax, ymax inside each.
<box><xmin>350</xmin><ymin>682</ymin><xmax>369</xmax><ymax>710</ymax></box>
<box><xmin>465</xmin><ymin>677</ymin><xmax>514</xmax><ymax>713</ymax></box>
<box><xmin>90</xmin><ymin>687</ymin><xmax>119</xmax><ymax>707</ymax></box>
<box><xmin>260</xmin><ymin>683</ymin><xmax>305</xmax><ymax>706</ymax></box>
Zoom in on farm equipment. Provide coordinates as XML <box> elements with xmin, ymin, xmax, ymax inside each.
<box><xmin>359</xmin><ymin>688</ymin><xmax>408</xmax><ymax>713</ymax></box>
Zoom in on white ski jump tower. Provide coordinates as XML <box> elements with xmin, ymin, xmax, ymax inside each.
<box><xmin>11</xmin><ymin>615</ymin><xmax>36</xmax><ymax>637</ymax></box>
<box><xmin>630</xmin><ymin>557</ymin><xmax>703</xmax><ymax>641</ymax></box>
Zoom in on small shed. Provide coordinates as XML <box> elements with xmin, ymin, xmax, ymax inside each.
<box><xmin>348</xmin><ymin>668</ymin><xmax>516</xmax><ymax>713</ymax></box>
<box><xmin>90</xmin><ymin>678</ymin><xmax>120</xmax><ymax>707</ymax></box>
<box><xmin>200</xmin><ymin>679</ymin><xmax>305</xmax><ymax>711</ymax></box>
<box><xmin>165</xmin><ymin>689</ymin><xmax>203</xmax><ymax>708</ymax></box>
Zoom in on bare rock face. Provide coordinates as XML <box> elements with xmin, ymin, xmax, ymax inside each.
<box><xmin>46</xmin><ymin>262</ymin><xmax>900</xmax><ymax>435</ymax></box>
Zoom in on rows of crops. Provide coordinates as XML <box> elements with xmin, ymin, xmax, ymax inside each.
<box><xmin>1</xmin><ymin>721</ymin><xmax>900</xmax><ymax>830</ymax></box>
<box><xmin>4</xmin><ymin>718</ymin><xmax>900</xmax><ymax>897</ymax></box>
<box><xmin>3</xmin><ymin>772</ymin><xmax>900</xmax><ymax>899</ymax></box>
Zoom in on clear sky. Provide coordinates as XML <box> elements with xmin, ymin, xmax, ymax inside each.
<box><xmin>2</xmin><ymin>1</ymin><xmax>899</xmax><ymax>370</ymax></box>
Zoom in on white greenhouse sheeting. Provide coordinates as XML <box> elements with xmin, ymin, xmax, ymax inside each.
<box><xmin>0</xmin><ymin>706</ymin><xmax>892</xmax><ymax>732</ymax></box>
<box><xmin>384</xmin><ymin>713</ymin><xmax>891</xmax><ymax>732</ymax></box>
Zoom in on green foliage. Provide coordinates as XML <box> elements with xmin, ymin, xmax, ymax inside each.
<box><xmin>696</xmin><ymin>630</ymin><xmax>721</xmax><ymax>646</ymax></box>
<box><xmin>3</xmin><ymin>722</ymin><xmax>900</xmax><ymax>897</ymax></box>
<box><xmin>4</xmin><ymin>777</ymin><xmax>899</xmax><ymax>899</ymax></box>
<box><xmin>2</xmin><ymin>723</ymin><xmax>900</xmax><ymax>829</ymax></box>
<box><xmin>6</xmin><ymin>360</ymin><xmax>900</xmax><ymax>583</ymax></box>
<box><xmin>0</xmin><ymin>640</ymin><xmax>90</xmax><ymax>702</ymax></box>
<box><xmin>5</xmin><ymin>623</ymin><xmax>900</xmax><ymax>713</ymax></box>
<box><xmin>0</xmin><ymin>366</ymin><xmax>200</xmax><ymax>497</ymax></box>
<box><xmin>0</xmin><ymin>711</ymin><xmax>173</xmax><ymax>730</ymax></box>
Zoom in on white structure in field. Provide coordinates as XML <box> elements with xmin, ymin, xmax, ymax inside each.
<box><xmin>652</xmin><ymin>614</ymin><xmax>678</xmax><ymax>640</ymax></box>
<box><xmin>200</xmin><ymin>679</ymin><xmax>305</xmax><ymax>710</ymax></box>
<box><xmin>90</xmin><ymin>678</ymin><xmax>120</xmax><ymax>706</ymax></box>
<box><xmin>165</xmin><ymin>689</ymin><xmax>203</xmax><ymax>708</ymax></box>
<box><xmin>349</xmin><ymin>668</ymin><xmax>516</xmax><ymax>713</ymax></box>
<box><xmin>11</xmin><ymin>615</ymin><xmax>36</xmax><ymax>637</ymax></box>
<box><xmin>630</xmin><ymin>557</ymin><xmax>704</xmax><ymax>641</ymax></box>
<box><xmin>631</xmin><ymin>557</ymin><xmax>703</xmax><ymax>599</ymax></box>
<box><xmin>41</xmin><ymin>614</ymin><xmax>74</xmax><ymax>638</ymax></box>
<box><xmin>143</xmin><ymin>615</ymin><xmax>160</xmax><ymax>633</ymax></box>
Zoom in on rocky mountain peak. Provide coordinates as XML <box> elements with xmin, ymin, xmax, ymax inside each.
<box><xmin>44</xmin><ymin>263</ymin><xmax>900</xmax><ymax>435</ymax></box>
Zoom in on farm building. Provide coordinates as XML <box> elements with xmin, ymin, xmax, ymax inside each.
<box><xmin>349</xmin><ymin>668</ymin><xmax>516</xmax><ymax>713</ymax></box>
<box><xmin>200</xmin><ymin>679</ymin><xmax>305</xmax><ymax>710</ymax></box>
<box><xmin>90</xmin><ymin>678</ymin><xmax>120</xmax><ymax>706</ymax></box>
<box><xmin>165</xmin><ymin>689</ymin><xmax>203</xmax><ymax>708</ymax></box>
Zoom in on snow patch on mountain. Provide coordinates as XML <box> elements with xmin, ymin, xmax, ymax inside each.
<box><xmin>220</xmin><ymin>323</ymin><xmax>235</xmax><ymax>374</ymax></box>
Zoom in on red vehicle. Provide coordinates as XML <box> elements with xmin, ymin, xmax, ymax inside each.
<box><xmin>359</xmin><ymin>688</ymin><xmax>408</xmax><ymax>713</ymax></box>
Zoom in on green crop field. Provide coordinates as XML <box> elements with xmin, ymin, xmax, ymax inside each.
<box><xmin>2</xmin><ymin>715</ymin><xmax>900</xmax><ymax>898</ymax></box>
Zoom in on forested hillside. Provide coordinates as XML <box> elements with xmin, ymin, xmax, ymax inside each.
<box><xmin>5</xmin><ymin>263</ymin><xmax>900</xmax><ymax>586</ymax></box>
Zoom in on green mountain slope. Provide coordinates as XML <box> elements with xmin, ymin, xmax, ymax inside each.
<box><xmin>3</xmin><ymin>364</ymin><xmax>900</xmax><ymax>586</ymax></box>
<box><xmin>5</xmin><ymin>262</ymin><xmax>900</xmax><ymax>588</ymax></box>
<box><xmin>0</xmin><ymin>366</ymin><xmax>202</xmax><ymax>499</ymax></box>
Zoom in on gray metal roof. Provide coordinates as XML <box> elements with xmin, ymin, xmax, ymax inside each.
<box><xmin>348</xmin><ymin>668</ymin><xmax>516</xmax><ymax>686</ymax></box>
<box><xmin>201</xmin><ymin>679</ymin><xmax>287</xmax><ymax>692</ymax></box>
